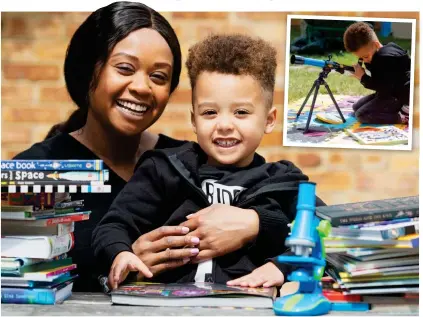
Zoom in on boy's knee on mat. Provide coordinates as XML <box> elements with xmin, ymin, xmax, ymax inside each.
<box><xmin>356</xmin><ymin>114</ymin><xmax>373</xmax><ymax>124</ymax></box>
<box><xmin>354</xmin><ymin>109</ymin><xmax>372</xmax><ymax>123</ymax></box>
<box><xmin>352</xmin><ymin>102</ymin><xmax>362</xmax><ymax>112</ymax></box>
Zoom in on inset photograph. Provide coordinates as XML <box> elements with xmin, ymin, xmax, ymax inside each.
<box><xmin>283</xmin><ymin>16</ymin><xmax>416</xmax><ymax>150</ymax></box>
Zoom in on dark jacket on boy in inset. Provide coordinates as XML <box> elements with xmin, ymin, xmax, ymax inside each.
<box><xmin>361</xmin><ymin>42</ymin><xmax>411</xmax><ymax>105</ymax></box>
<box><xmin>92</xmin><ymin>142</ymin><xmax>325</xmax><ymax>284</ymax></box>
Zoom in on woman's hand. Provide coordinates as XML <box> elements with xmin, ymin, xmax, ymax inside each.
<box><xmin>131</xmin><ymin>226</ymin><xmax>200</xmax><ymax>277</ymax></box>
<box><xmin>180</xmin><ymin>204</ymin><xmax>259</xmax><ymax>263</ymax></box>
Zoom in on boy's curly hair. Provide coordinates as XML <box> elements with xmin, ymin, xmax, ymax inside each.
<box><xmin>185</xmin><ymin>34</ymin><xmax>277</xmax><ymax>106</ymax></box>
<box><xmin>343</xmin><ymin>22</ymin><xmax>377</xmax><ymax>52</ymax></box>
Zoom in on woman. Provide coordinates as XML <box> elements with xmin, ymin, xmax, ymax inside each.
<box><xmin>14</xmin><ymin>1</ymin><xmax>289</xmax><ymax>292</ymax></box>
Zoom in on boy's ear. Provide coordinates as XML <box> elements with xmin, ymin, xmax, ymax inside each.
<box><xmin>191</xmin><ymin>110</ymin><xmax>197</xmax><ymax>134</ymax></box>
<box><xmin>264</xmin><ymin>106</ymin><xmax>277</xmax><ymax>134</ymax></box>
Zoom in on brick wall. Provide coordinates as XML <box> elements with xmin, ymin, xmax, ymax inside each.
<box><xmin>1</xmin><ymin>11</ymin><xmax>419</xmax><ymax>204</ymax></box>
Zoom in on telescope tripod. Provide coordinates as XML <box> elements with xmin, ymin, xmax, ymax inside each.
<box><xmin>296</xmin><ymin>67</ymin><xmax>346</xmax><ymax>133</ymax></box>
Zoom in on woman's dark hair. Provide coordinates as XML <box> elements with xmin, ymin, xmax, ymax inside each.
<box><xmin>47</xmin><ymin>1</ymin><xmax>181</xmax><ymax>138</ymax></box>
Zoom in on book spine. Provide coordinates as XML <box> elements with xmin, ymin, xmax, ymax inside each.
<box><xmin>1</xmin><ymin>234</ymin><xmax>75</xmax><ymax>259</ymax></box>
<box><xmin>20</xmin><ymin>258</ymin><xmax>73</xmax><ymax>274</ymax></box>
<box><xmin>380</xmin><ymin>224</ymin><xmax>419</xmax><ymax>240</ymax></box>
<box><xmin>58</xmin><ymin>222</ymin><xmax>75</xmax><ymax>235</ymax></box>
<box><xmin>1</xmin><ymin>287</ymin><xmax>56</xmax><ymax>304</ymax></box>
<box><xmin>1</xmin><ymin>170</ymin><xmax>109</xmax><ymax>183</ymax></box>
<box><xmin>6</xmin><ymin>192</ymin><xmax>55</xmax><ymax>208</ymax></box>
<box><xmin>1</xmin><ymin>211</ymin><xmax>33</xmax><ymax>220</ymax></box>
<box><xmin>45</xmin><ymin>214</ymin><xmax>90</xmax><ymax>225</ymax></box>
<box><xmin>2</xmin><ymin>180</ymin><xmax>105</xmax><ymax>186</ymax></box>
<box><xmin>44</xmin><ymin>264</ymin><xmax>77</xmax><ymax>278</ymax></box>
<box><xmin>48</xmin><ymin>233</ymin><xmax>75</xmax><ymax>258</ymax></box>
<box><xmin>25</xmin><ymin>264</ymin><xmax>77</xmax><ymax>279</ymax></box>
<box><xmin>54</xmin><ymin>200</ymin><xmax>84</xmax><ymax>209</ymax></box>
<box><xmin>0</xmin><ymin>222</ymin><xmax>74</xmax><ymax>235</ymax></box>
<box><xmin>339</xmin><ymin>217</ymin><xmax>417</xmax><ymax>229</ymax></box>
<box><xmin>329</xmin><ymin>208</ymin><xmax>419</xmax><ymax>226</ymax></box>
<box><xmin>53</xmin><ymin>207</ymin><xmax>76</xmax><ymax>215</ymax></box>
<box><xmin>1</xmin><ymin>184</ymin><xmax>112</xmax><ymax>194</ymax></box>
<box><xmin>1</xmin><ymin>212</ymin><xmax>90</xmax><ymax>227</ymax></box>
<box><xmin>1</xmin><ymin>160</ymin><xmax>103</xmax><ymax>171</ymax></box>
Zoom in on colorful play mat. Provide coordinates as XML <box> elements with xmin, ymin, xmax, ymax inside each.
<box><xmin>284</xmin><ymin>94</ymin><xmax>409</xmax><ymax>148</ymax></box>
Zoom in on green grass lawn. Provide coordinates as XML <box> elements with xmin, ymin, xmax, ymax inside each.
<box><xmin>287</xmin><ymin>26</ymin><xmax>412</xmax><ymax>103</ymax></box>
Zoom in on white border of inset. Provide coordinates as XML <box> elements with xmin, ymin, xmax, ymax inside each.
<box><xmin>283</xmin><ymin>14</ymin><xmax>416</xmax><ymax>151</ymax></box>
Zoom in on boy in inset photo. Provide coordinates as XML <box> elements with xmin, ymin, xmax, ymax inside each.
<box><xmin>343</xmin><ymin>21</ymin><xmax>411</xmax><ymax>124</ymax></box>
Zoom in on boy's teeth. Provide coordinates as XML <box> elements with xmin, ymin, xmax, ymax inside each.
<box><xmin>216</xmin><ymin>140</ymin><xmax>237</xmax><ymax>146</ymax></box>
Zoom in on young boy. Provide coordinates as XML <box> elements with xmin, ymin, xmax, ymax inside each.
<box><xmin>343</xmin><ymin>22</ymin><xmax>411</xmax><ymax>124</ymax></box>
<box><xmin>92</xmin><ymin>34</ymin><xmax>323</xmax><ymax>290</ymax></box>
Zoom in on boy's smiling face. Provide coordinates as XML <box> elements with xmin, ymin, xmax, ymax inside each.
<box><xmin>191</xmin><ymin>71</ymin><xmax>276</xmax><ymax>168</ymax></box>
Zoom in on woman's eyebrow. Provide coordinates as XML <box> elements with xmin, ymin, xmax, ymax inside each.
<box><xmin>110</xmin><ymin>53</ymin><xmax>171</xmax><ymax>69</ymax></box>
<box><xmin>154</xmin><ymin>62</ymin><xmax>172</xmax><ymax>69</ymax></box>
<box><xmin>110</xmin><ymin>52</ymin><xmax>139</xmax><ymax>63</ymax></box>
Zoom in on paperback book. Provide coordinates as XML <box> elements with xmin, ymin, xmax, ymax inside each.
<box><xmin>1</xmin><ymin>233</ymin><xmax>74</xmax><ymax>259</ymax></box>
<box><xmin>345</xmin><ymin>126</ymin><xmax>408</xmax><ymax>145</ymax></box>
<box><xmin>111</xmin><ymin>282</ymin><xmax>277</xmax><ymax>308</ymax></box>
<box><xmin>1</xmin><ymin>281</ymin><xmax>74</xmax><ymax>304</ymax></box>
<box><xmin>316</xmin><ymin>196</ymin><xmax>418</xmax><ymax>226</ymax></box>
<box><xmin>1</xmin><ymin>160</ymin><xmax>104</xmax><ymax>171</ymax></box>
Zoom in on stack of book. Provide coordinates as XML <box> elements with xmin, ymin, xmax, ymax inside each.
<box><xmin>316</xmin><ymin>196</ymin><xmax>419</xmax><ymax>299</ymax></box>
<box><xmin>0</xmin><ymin>159</ymin><xmax>108</xmax><ymax>304</ymax></box>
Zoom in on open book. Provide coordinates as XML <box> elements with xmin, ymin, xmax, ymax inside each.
<box><xmin>345</xmin><ymin>126</ymin><xmax>408</xmax><ymax>145</ymax></box>
<box><xmin>111</xmin><ymin>282</ymin><xmax>277</xmax><ymax>308</ymax></box>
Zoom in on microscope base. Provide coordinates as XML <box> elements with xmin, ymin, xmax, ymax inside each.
<box><xmin>273</xmin><ymin>292</ymin><xmax>331</xmax><ymax>316</ymax></box>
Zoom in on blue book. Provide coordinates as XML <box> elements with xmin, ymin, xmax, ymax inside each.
<box><xmin>1</xmin><ymin>272</ymin><xmax>75</xmax><ymax>288</ymax></box>
<box><xmin>1</xmin><ymin>170</ymin><xmax>109</xmax><ymax>185</ymax></box>
<box><xmin>1</xmin><ymin>281</ymin><xmax>73</xmax><ymax>304</ymax></box>
<box><xmin>331</xmin><ymin>302</ymin><xmax>369</xmax><ymax>311</ymax></box>
<box><xmin>1</xmin><ymin>160</ymin><xmax>103</xmax><ymax>171</ymax></box>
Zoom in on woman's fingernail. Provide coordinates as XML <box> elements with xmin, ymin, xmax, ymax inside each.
<box><xmin>190</xmin><ymin>248</ymin><xmax>199</xmax><ymax>255</ymax></box>
<box><xmin>183</xmin><ymin>258</ymin><xmax>190</xmax><ymax>263</ymax></box>
<box><xmin>186</xmin><ymin>214</ymin><xmax>193</xmax><ymax>219</ymax></box>
<box><xmin>181</xmin><ymin>227</ymin><xmax>189</xmax><ymax>233</ymax></box>
<box><xmin>191</xmin><ymin>237</ymin><xmax>200</xmax><ymax>244</ymax></box>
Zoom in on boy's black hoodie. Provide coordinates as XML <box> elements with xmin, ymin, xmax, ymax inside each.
<box><xmin>361</xmin><ymin>42</ymin><xmax>411</xmax><ymax>105</ymax></box>
<box><xmin>92</xmin><ymin>142</ymin><xmax>324</xmax><ymax>284</ymax></box>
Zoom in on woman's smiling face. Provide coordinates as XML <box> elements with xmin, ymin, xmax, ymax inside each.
<box><xmin>89</xmin><ymin>28</ymin><xmax>174</xmax><ymax>136</ymax></box>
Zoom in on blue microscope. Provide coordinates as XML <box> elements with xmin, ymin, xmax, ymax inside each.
<box><xmin>273</xmin><ymin>181</ymin><xmax>332</xmax><ymax>316</ymax></box>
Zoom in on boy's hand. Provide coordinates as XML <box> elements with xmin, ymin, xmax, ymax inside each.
<box><xmin>108</xmin><ymin>251</ymin><xmax>153</xmax><ymax>290</ymax></box>
<box><xmin>353</xmin><ymin>63</ymin><xmax>365</xmax><ymax>80</ymax></box>
<box><xmin>226</xmin><ymin>262</ymin><xmax>284</xmax><ymax>288</ymax></box>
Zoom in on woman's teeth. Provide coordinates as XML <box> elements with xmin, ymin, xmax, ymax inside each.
<box><xmin>117</xmin><ymin>100</ymin><xmax>148</xmax><ymax>115</ymax></box>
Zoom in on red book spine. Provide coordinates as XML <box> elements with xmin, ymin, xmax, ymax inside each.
<box><xmin>323</xmin><ymin>290</ymin><xmax>362</xmax><ymax>302</ymax></box>
<box><xmin>45</xmin><ymin>264</ymin><xmax>77</xmax><ymax>278</ymax></box>
<box><xmin>45</xmin><ymin>214</ymin><xmax>89</xmax><ymax>225</ymax></box>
